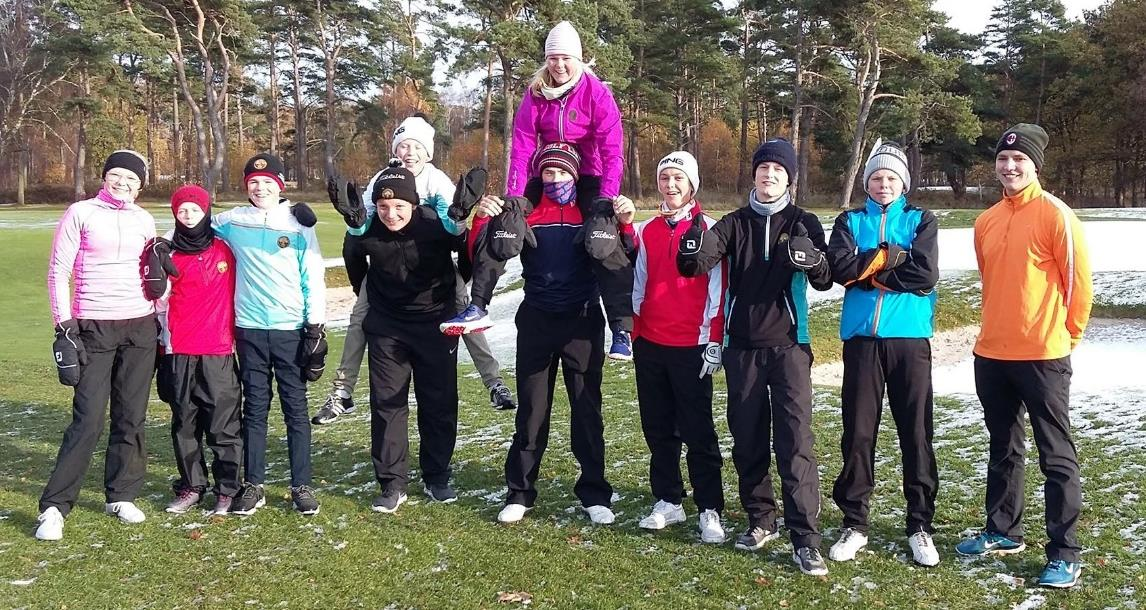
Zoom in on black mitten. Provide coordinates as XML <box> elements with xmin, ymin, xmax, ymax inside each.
<box><xmin>327</xmin><ymin>176</ymin><xmax>367</xmax><ymax>228</ymax></box>
<box><xmin>290</xmin><ymin>202</ymin><xmax>318</xmax><ymax>228</ymax></box>
<box><xmin>301</xmin><ymin>324</ymin><xmax>328</xmax><ymax>382</ymax></box>
<box><xmin>678</xmin><ymin>213</ymin><xmax>706</xmax><ymax>258</ymax></box>
<box><xmin>785</xmin><ymin>223</ymin><xmax>825</xmax><ymax>272</ymax></box>
<box><xmin>584</xmin><ymin>198</ymin><xmax>620</xmax><ymax>262</ymax></box>
<box><xmin>488</xmin><ymin>197</ymin><xmax>534</xmax><ymax>260</ymax></box>
<box><xmin>883</xmin><ymin>242</ymin><xmax>908</xmax><ymax>270</ymax></box>
<box><xmin>142</xmin><ymin>237</ymin><xmax>180</xmax><ymax>300</ymax></box>
<box><xmin>448</xmin><ymin>167</ymin><xmax>489</xmax><ymax>222</ymax></box>
<box><xmin>52</xmin><ymin>319</ymin><xmax>87</xmax><ymax>386</ymax></box>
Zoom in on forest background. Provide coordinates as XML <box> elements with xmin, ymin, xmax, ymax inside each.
<box><xmin>3</xmin><ymin>0</ymin><xmax>1146</xmax><ymax>210</ymax></box>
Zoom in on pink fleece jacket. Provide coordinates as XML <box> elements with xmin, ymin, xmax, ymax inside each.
<box><xmin>48</xmin><ymin>189</ymin><xmax>156</xmax><ymax>324</ymax></box>
<box><xmin>506</xmin><ymin>71</ymin><xmax>624</xmax><ymax>198</ymax></box>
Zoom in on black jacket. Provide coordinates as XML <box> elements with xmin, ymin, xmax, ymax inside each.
<box><xmin>347</xmin><ymin>206</ymin><xmax>468</xmax><ymax>329</ymax></box>
<box><xmin>677</xmin><ymin>202</ymin><xmax>832</xmax><ymax>348</ymax></box>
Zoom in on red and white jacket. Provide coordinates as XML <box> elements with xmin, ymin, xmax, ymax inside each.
<box><xmin>158</xmin><ymin>236</ymin><xmax>237</xmax><ymax>356</ymax></box>
<box><xmin>632</xmin><ymin>202</ymin><xmax>725</xmax><ymax>347</ymax></box>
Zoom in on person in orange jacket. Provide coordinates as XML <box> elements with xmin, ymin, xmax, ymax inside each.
<box><xmin>956</xmin><ymin>123</ymin><xmax>1092</xmax><ymax>589</ymax></box>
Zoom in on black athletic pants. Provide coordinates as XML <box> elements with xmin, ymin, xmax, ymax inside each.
<box><xmin>234</xmin><ymin>328</ymin><xmax>311</xmax><ymax>488</ymax></box>
<box><xmin>504</xmin><ymin>301</ymin><xmax>612</xmax><ymax>507</ymax></box>
<box><xmin>724</xmin><ymin>343</ymin><xmax>821</xmax><ymax>548</ymax></box>
<box><xmin>832</xmin><ymin>337</ymin><xmax>937</xmax><ymax>536</ymax></box>
<box><xmin>366</xmin><ymin>320</ymin><xmax>459</xmax><ymax>492</ymax></box>
<box><xmin>163</xmin><ymin>353</ymin><xmax>243</xmax><ymax>497</ymax></box>
<box><xmin>40</xmin><ymin>315</ymin><xmax>156</xmax><ymax>516</ymax></box>
<box><xmin>633</xmin><ymin>337</ymin><xmax>723</xmax><ymax>512</ymax></box>
<box><xmin>974</xmin><ymin>355</ymin><xmax>1082</xmax><ymax>562</ymax></box>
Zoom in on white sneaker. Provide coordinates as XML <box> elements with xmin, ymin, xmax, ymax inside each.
<box><xmin>909</xmin><ymin>531</ymin><xmax>940</xmax><ymax>567</ymax></box>
<box><xmin>583</xmin><ymin>505</ymin><xmax>615</xmax><ymax>525</ymax></box>
<box><xmin>829</xmin><ymin>527</ymin><xmax>869</xmax><ymax>562</ymax></box>
<box><xmin>105</xmin><ymin>501</ymin><xmax>146</xmax><ymax>524</ymax></box>
<box><xmin>638</xmin><ymin>500</ymin><xmax>686</xmax><ymax>530</ymax></box>
<box><xmin>34</xmin><ymin>507</ymin><xmax>64</xmax><ymax>541</ymax></box>
<box><xmin>497</xmin><ymin>503</ymin><xmax>530</xmax><ymax>523</ymax></box>
<box><xmin>698</xmin><ymin>509</ymin><xmax>726</xmax><ymax>543</ymax></box>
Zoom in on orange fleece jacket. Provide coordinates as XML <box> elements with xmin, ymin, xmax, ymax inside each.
<box><xmin>973</xmin><ymin>180</ymin><xmax>1093</xmax><ymax>361</ymax></box>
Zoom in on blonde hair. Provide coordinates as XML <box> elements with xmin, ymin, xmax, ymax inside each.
<box><xmin>527</xmin><ymin>56</ymin><xmax>588</xmax><ymax>95</ymax></box>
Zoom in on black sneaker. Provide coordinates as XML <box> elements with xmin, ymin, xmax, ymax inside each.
<box><xmin>490</xmin><ymin>382</ymin><xmax>516</xmax><ymax>410</ymax></box>
<box><xmin>291</xmin><ymin>485</ymin><xmax>320</xmax><ymax>515</ymax></box>
<box><xmin>231</xmin><ymin>483</ymin><xmax>266</xmax><ymax>516</ymax></box>
<box><xmin>793</xmin><ymin>546</ymin><xmax>829</xmax><ymax>576</ymax></box>
<box><xmin>312</xmin><ymin>391</ymin><xmax>354</xmax><ymax>425</ymax></box>
<box><xmin>734</xmin><ymin>524</ymin><xmax>781</xmax><ymax>551</ymax></box>
<box><xmin>424</xmin><ymin>482</ymin><xmax>458</xmax><ymax>503</ymax></box>
<box><xmin>371</xmin><ymin>490</ymin><xmax>407</xmax><ymax>514</ymax></box>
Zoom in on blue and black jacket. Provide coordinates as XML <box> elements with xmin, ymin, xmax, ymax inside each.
<box><xmin>677</xmin><ymin>202</ymin><xmax>833</xmax><ymax>349</ymax></box>
<box><xmin>827</xmin><ymin>196</ymin><xmax>939</xmax><ymax>340</ymax></box>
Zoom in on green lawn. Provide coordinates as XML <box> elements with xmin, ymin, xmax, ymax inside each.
<box><xmin>2</xmin><ymin>207</ymin><xmax>1143</xmax><ymax>608</ymax></box>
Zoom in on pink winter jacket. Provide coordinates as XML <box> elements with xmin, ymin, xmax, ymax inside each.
<box><xmin>506</xmin><ymin>71</ymin><xmax>625</xmax><ymax>198</ymax></box>
<box><xmin>48</xmin><ymin>189</ymin><xmax>156</xmax><ymax>324</ymax></box>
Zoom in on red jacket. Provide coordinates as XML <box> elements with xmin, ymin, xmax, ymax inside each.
<box><xmin>632</xmin><ymin>204</ymin><xmax>725</xmax><ymax>347</ymax></box>
<box><xmin>161</xmin><ymin>238</ymin><xmax>237</xmax><ymax>356</ymax></box>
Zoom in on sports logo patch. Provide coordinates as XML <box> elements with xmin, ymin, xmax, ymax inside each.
<box><xmin>277</xmin><ymin>236</ymin><xmax>290</xmax><ymax>248</ymax></box>
<box><xmin>1005</xmin><ymin>133</ymin><xmax>1018</xmax><ymax>145</ymax></box>
<box><xmin>380</xmin><ymin>188</ymin><xmax>395</xmax><ymax>199</ymax></box>
<box><xmin>217</xmin><ymin>261</ymin><xmax>229</xmax><ymax>274</ymax></box>
<box><xmin>590</xmin><ymin>230</ymin><xmax>616</xmax><ymax>240</ymax></box>
<box><xmin>494</xmin><ymin>230</ymin><xmax>517</xmax><ymax>239</ymax></box>
<box><xmin>253</xmin><ymin>158</ymin><xmax>268</xmax><ymax>170</ymax></box>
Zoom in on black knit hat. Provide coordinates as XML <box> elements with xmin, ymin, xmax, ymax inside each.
<box><xmin>102</xmin><ymin>150</ymin><xmax>148</xmax><ymax>182</ymax></box>
<box><xmin>372</xmin><ymin>159</ymin><xmax>418</xmax><ymax>205</ymax></box>
<box><xmin>752</xmin><ymin>138</ymin><xmax>797</xmax><ymax>180</ymax></box>
<box><xmin>243</xmin><ymin>153</ymin><xmax>287</xmax><ymax>189</ymax></box>
<box><xmin>996</xmin><ymin>123</ymin><xmax>1049</xmax><ymax>171</ymax></box>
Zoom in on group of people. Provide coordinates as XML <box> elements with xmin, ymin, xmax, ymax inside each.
<box><xmin>34</xmin><ymin>20</ymin><xmax>1092</xmax><ymax>589</ymax></box>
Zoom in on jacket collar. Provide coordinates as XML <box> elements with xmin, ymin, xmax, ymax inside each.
<box><xmin>1001</xmin><ymin>180</ymin><xmax>1042</xmax><ymax>208</ymax></box>
<box><xmin>864</xmin><ymin>194</ymin><xmax>906</xmax><ymax>215</ymax></box>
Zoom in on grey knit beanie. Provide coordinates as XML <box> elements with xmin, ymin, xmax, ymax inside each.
<box><xmin>863</xmin><ymin>139</ymin><xmax>911</xmax><ymax>193</ymax></box>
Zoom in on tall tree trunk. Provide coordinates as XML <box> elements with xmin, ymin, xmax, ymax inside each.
<box><xmin>837</xmin><ymin>32</ymin><xmax>882</xmax><ymax>210</ymax></box>
<box><xmin>323</xmin><ymin>53</ymin><xmax>337</xmax><ymax>177</ymax></box>
<box><xmin>268</xmin><ymin>33</ymin><xmax>279</xmax><ymax>156</ymax></box>
<box><xmin>289</xmin><ymin>29</ymin><xmax>308</xmax><ymax>189</ymax></box>
<box><xmin>481</xmin><ymin>53</ymin><xmax>493</xmax><ymax>168</ymax></box>
<box><xmin>236</xmin><ymin>80</ymin><xmax>244</xmax><ymax>165</ymax></box>
<box><xmin>790</xmin><ymin>8</ymin><xmax>805</xmax><ymax>199</ymax></box>
<box><xmin>173</xmin><ymin>89</ymin><xmax>184</xmax><ymax>182</ymax></box>
<box><xmin>796</xmin><ymin>107</ymin><xmax>815</xmax><ymax>207</ymax></box>
<box><xmin>220</xmin><ymin>85</ymin><xmax>230</xmax><ymax>193</ymax></box>
<box><xmin>73</xmin><ymin>74</ymin><xmax>90</xmax><ymax>200</ymax></box>
<box><xmin>17</xmin><ymin>146</ymin><xmax>28</xmax><ymax>206</ymax></box>
<box><xmin>499</xmin><ymin>51</ymin><xmax>513</xmax><ymax>191</ymax></box>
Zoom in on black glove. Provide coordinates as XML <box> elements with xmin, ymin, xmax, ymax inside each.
<box><xmin>52</xmin><ymin>319</ymin><xmax>87</xmax><ymax>386</ymax></box>
<box><xmin>448</xmin><ymin>167</ymin><xmax>489</xmax><ymax>222</ymax></box>
<box><xmin>488</xmin><ymin>197</ymin><xmax>536</xmax><ymax>260</ymax></box>
<box><xmin>785</xmin><ymin>223</ymin><xmax>825</xmax><ymax>271</ymax></box>
<box><xmin>142</xmin><ymin>237</ymin><xmax>179</xmax><ymax>300</ymax></box>
<box><xmin>155</xmin><ymin>351</ymin><xmax>176</xmax><ymax>404</ymax></box>
<box><xmin>584</xmin><ymin>198</ymin><xmax>621</xmax><ymax>262</ymax></box>
<box><xmin>678</xmin><ymin>213</ymin><xmax>706</xmax><ymax>258</ymax></box>
<box><xmin>327</xmin><ymin>176</ymin><xmax>367</xmax><ymax>228</ymax></box>
<box><xmin>882</xmin><ymin>242</ymin><xmax>908</xmax><ymax>270</ymax></box>
<box><xmin>290</xmin><ymin>202</ymin><xmax>318</xmax><ymax>228</ymax></box>
<box><xmin>301</xmin><ymin>324</ymin><xmax>328</xmax><ymax>382</ymax></box>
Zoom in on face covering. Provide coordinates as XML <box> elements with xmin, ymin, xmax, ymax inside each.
<box><xmin>543</xmin><ymin>179</ymin><xmax>576</xmax><ymax>205</ymax></box>
<box><xmin>171</xmin><ymin>209</ymin><xmax>214</xmax><ymax>253</ymax></box>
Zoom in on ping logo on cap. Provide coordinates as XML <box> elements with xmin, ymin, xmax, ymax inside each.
<box><xmin>253</xmin><ymin>158</ymin><xmax>268</xmax><ymax>170</ymax></box>
<box><xmin>662</xmin><ymin>157</ymin><xmax>686</xmax><ymax>166</ymax></box>
<box><xmin>395</xmin><ymin>126</ymin><xmax>406</xmax><ymax>136</ymax></box>
<box><xmin>1005</xmin><ymin>133</ymin><xmax>1018</xmax><ymax>145</ymax></box>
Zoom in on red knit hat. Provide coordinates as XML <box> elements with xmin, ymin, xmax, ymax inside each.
<box><xmin>170</xmin><ymin>184</ymin><xmax>211</xmax><ymax>216</ymax></box>
<box><xmin>533</xmin><ymin>142</ymin><xmax>581</xmax><ymax>180</ymax></box>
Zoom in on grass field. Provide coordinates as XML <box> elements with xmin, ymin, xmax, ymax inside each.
<box><xmin>1</xmin><ymin>205</ymin><xmax>1144</xmax><ymax>609</ymax></box>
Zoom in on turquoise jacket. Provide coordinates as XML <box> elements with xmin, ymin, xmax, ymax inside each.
<box><xmin>827</xmin><ymin>196</ymin><xmax>939</xmax><ymax>340</ymax></box>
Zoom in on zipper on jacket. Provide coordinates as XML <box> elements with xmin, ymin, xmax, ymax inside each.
<box><xmin>871</xmin><ymin>208</ymin><xmax>889</xmax><ymax>335</ymax></box>
<box><xmin>558</xmin><ymin>97</ymin><xmax>568</xmax><ymax>142</ymax></box>
<box><xmin>764</xmin><ymin>215</ymin><xmax>771</xmax><ymax>261</ymax></box>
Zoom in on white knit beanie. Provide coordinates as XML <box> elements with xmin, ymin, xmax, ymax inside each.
<box><xmin>657</xmin><ymin>151</ymin><xmax>700</xmax><ymax>196</ymax></box>
<box><xmin>392</xmin><ymin>116</ymin><xmax>435</xmax><ymax>161</ymax></box>
<box><xmin>545</xmin><ymin>21</ymin><xmax>583</xmax><ymax>61</ymax></box>
<box><xmin>863</xmin><ymin>138</ymin><xmax>911</xmax><ymax>193</ymax></box>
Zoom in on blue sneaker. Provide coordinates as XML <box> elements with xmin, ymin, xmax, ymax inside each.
<box><xmin>608</xmin><ymin>330</ymin><xmax>633</xmax><ymax>361</ymax></box>
<box><xmin>439</xmin><ymin>304</ymin><xmax>493</xmax><ymax>336</ymax></box>
<box><xmin>955</xmin><ymin>532</ymin><xmax>1026</xmax><ymax>556</ymax></box>
<box><xmin>1038</xmin><ymin>560</ymin><xmax>1081</xmax><ymax>588</ymax></box>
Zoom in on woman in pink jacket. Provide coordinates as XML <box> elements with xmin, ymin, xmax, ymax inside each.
<box><xmin>36</xmin><ymin>150</ymin><xmax>158</xmax><ymax>541</ymax></box>
<box><xmin>507</xmin><ymin>21</ymin><xmax>633</xmax><ymax>360</ymax></box>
